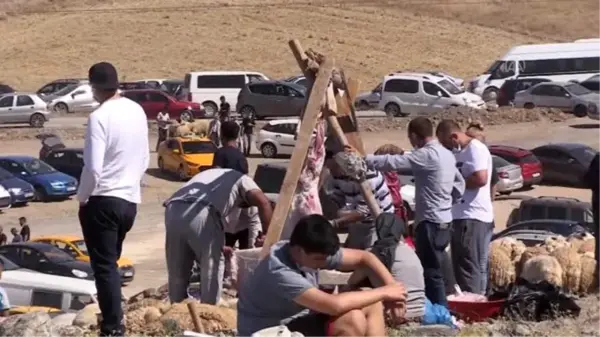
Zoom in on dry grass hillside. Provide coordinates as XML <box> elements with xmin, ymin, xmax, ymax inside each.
<box><xmin>0</xmin><ymin>0</ymin><xmax>597</xmax><ymax>91</ymax></box>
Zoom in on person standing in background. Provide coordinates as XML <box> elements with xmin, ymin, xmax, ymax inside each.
<box><xmin>436</xmin><ymin>119</ymin><xmax>494</xmax><ymax>295</ymax></box>
<box><xmin>77</xmin><ymin>62</ymin><xmax>149</xmax><ymax>337</ymax></box>
<box><xmin>156</xmin><ymin>111</ymin><xmax>170</xmax><ymax>152</ymax></box>
<box><xmin>241</xmin><ymin>113</ymin><xmax>255</xmax><ymax>156</ymax></box>
<box><xmin>10</xmin><ymin>228</ymin><xmax>21</xmax><ymax>243</ymax></box>
<box><xmin>212</xmin><ymin>122</ymin><xmax>249</xmax><ymax>174</ymax></box>
<box><xmin>0</xmin><ymin>227</ymin><xmax>7</xmax><ymax>246</ymax></box>
<box><xmin>219</xmin><ymin>96</ymin><xmax>231</xmax><ymax>122</ymax></box>
<box><xmin>209</xmin><ymin>116</ymin><xmax>221</xmax><ymax>147</ymax></box>
<box><xmin>18</xmin><ymin>217</ymin><xmax>30</xmax><ymax>242</ymax></box>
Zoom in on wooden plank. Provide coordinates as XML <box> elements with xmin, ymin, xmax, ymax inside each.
<box><xmin>334</xmin><ymin>77</ymin><xmax>365</xmax><ymax>155</ymax></box>
<box><xmin>260</xmin><ymin>58</ymin><xmax>334</xmax><ymax>258</ymax></box>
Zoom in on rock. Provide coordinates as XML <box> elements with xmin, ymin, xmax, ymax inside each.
<box><xmin>49</xmin><ymin>313</ymin><xmax>77</xmax><ymax>327</ymax></box>
<box><xmin>0</xmin><ymin>312</ymin><xmax>51</xmax><ymax>337</ymax></box>
<box><xmin>49</xmin><ymin>325</ymin><xmax>86</xmax><ymax>337</ymax></box>
<box><xmin>514</xmin><ymin>323</ymin><xmax>532</xmax><ymax>336</ymax></box>
<box><xmin>72</xmin><ymin>303</ymin><xmax>100</xmax><ymax>329</ymax></box>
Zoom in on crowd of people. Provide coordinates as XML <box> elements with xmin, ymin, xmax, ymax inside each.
<box><xmin>0</xmin><ymin>217</ymin><xmax>31</xmax><ymax>245</ymax></box>
<box><xmin>44</xmin><ymin>62</ymin><xmax>597</xmax><ymax>337</ymax></box>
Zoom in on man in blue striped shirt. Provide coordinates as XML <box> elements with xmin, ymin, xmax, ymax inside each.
<box><xmin>326</xmin><ymin>151</ymin><xmax>395</xmax><ymax>250</ymax></box>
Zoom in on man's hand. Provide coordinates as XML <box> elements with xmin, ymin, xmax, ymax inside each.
<box><xmin>254</xmin><ymin>233</ymin><xmax>266</xmax><ymax>247</ymax></box>
<box><xmin>380</xmin><ymin>282</ymin><xmax>407</xmax><ymax>302</ymax></box>
<box><xmin>385</xmin><ymin>301</ymin><xmax>407</xmax><ymax>326</ymax></box>
<box><xmin>343</xmin><ymin>145</ymin><xmax>358</xmax><ymax>153</ymax></box>
<box><xmin>222</xmin><ymin>246</ymin><xmax>234</xmax><ymax>258</ymax></box>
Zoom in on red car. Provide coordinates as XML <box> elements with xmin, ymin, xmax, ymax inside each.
<box><xmin>488</xmin><ymin>145</ymin><xmax>543</xmax><ymax>187</ymax></box>
<box><xmin>121</xmin><ymin>89</ymin><xmax>204</xmax><ymax>121</ymax></box>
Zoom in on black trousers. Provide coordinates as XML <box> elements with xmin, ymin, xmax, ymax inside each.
<box><xmin>414</xmin><ymin>220</ymin><xmax>452</xmax><ymax>307</ymax></box>
<box><xmin>79</xmin><ymin>196</ymin><xmax>137</xmax><ymax>336</ymax></box>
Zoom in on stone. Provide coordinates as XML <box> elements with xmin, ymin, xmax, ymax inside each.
<box><xmin>0</xmin><ymin>312</ymin><xmax>51</xmax><ymax>337</ymax></box>
<box><xmin>514</xmin><ymin>323</ymin><xmax>532</xmax><ymax>336</ymax></box>
<box><xmin>49</xmin><ymin>313</ymin><xmax>77</xmax><ymax>327</ymax></box>
<box><xmin>49</xmin><ymin>325</ymin><xmax>86</xmax><ymax>337</ymax></box>
<box><xmin>72</xmin><ymin>303</ymin><xmax>100</xmax><ymax>329</ymax></box>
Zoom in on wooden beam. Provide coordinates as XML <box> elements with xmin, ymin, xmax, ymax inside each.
<box><xmin>260</xmin><ymin>57</ymin><xmax>334</xmax><ymax>258</ymax></box>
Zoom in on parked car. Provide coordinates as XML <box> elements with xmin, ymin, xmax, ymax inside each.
<box><xmin>496</xmin><ymin>78</ymin><xmax>551</xmax><ymax>106</ymax></box>
<box><xmin>255</xmin><ymin>118</ymin><xmax>302</xmax><ymax>158</ymax></box>
<box><xmin>236</xmin><ymin>80</ymin><xmax>306</xmax><ymax>120</ymax></box>
<box><xmin>121</xmin><ymin>89</ymin><xmax>204</xmax><ymax>121</ymax></box>
<box><xmin>578</xmin><ymin>74</ymin><xmax>599</xmax><ymax>92</ymax></box>
<box><xmin>0</xmin><ymin>93</ymin><xmax>50</xmax><ymax>127</ymax></box>
<box><xmin>0</xmin><ymin>242</ymin><xmax>94</xmax><ymax>281</ymax></box>
<box><xmin>492</xmin><ymin>219</ymin><xmax>589</xmax><ymax>244</ymax></box>
<box><xmin>0</xmin><ymin>185</ymin><xmax>11</xmax><ymax>210</ymax></box>
<box><xmin>0</xmin><ymin>252</ymin><xmax>98</xmax><ymax>312</ymax></box>
<box><xmin>0</xmin><ymin>83</ymin><xmax>15</xmax><ymax>95</ymax></box>
<box><xmin>45</xmin><ymin>84</ymin><xmax>98</xmax><ymax>114</ymax></box>
<box><xmin>393</xmin><ymin>70</ymin><xmax>464</xmax><ymax>88</ymax></box>
<box><xmin>36</xmin><ymin>79</ymin><xmax>87</xmax><ymax>97</ymax></box>
<box><xmin>378</xmin><ymin>73</ymin><xmax>486</xmax><ymax>117</ymax></box>
<box><xmin>506</xmin><ymin>196</ymin><xmax>594</xmax><ymax>229</ymax></box>
<box><xmin>513</xmin><ymin>82</ymin><xmax>600</xmax><ymax>118</ymax></box>
<box><xmin>354</xmin><ymin>83</ymin><xmax>382</xmax><ymax>110</ymax></box>
<box><xmin>492</xmin><ymin>155</ymin><xmax>523</xmax><ymax>195</ymax></box>
<box><xmin>157</xmin><ymin>136</ymin><xmax>217</xmax><ymax>180</ymax></box>
<box><xmin>33</xmin><ymin>236</ymin><xmax>135</xmax><ymax>283</ymax></box>
<box><xmin>158</xmin><ymin>79</ymin><xmax>184</xmax><ymax>98</ymax></box>
<box><xmin>488</xmin><ymin>145</ymin><xmax>543</xmax><ymax>187</ymax></box>
<box><xmin>530</xmin><ymin>143</ymin><xmax>598</xmax><ymax>187</ymax></box>
<box><xmin>0</xmin><ymin>167</ymin><xmax>35</xmax><ymax>206</ymax></box>
<box><xmin>283</xmin><ymin>75</ymin><xmax>309</xmax><ymax>88</ymax></box>
<box><xmin>0</xmin><ymin>156</ymin><xmax>78</xmax><ymax>201</ymax></box>
<box><xmin>41</xmin><ymin>148</ymin><xmax>84</xmax><ymax>182</ymax></box>
<box><xmin>118</xmin><ymin>82</ymin><xmax>152</xmax><ymax>91</ymax></box>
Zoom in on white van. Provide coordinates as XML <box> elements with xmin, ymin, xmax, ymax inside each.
<box><xmin>468</xmin><ymin>41</ymin><xmax>600</xmax><ymax>101</ymax></box>
<box><xmin>182</xmin><ymin>71</ymin><xmax>269</xmax><ymax>116</ymax></box>
<box><xmin>378</xmin><ymin>73</ymin><xmax>486</xmax><ymax>117</ymax></box>
<box><xmin>0</xmin><ymin>185</ymin><xmax>11</xmax><ymax>210</ymax></box>
<box><xmin>1</xmin><ymin>267</ymin><xmax>97</xmax><ymax>312</ymax></box>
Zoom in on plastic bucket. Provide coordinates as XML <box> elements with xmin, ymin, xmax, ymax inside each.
<box><xmin>233</xmin><ymin>248</ymin><xmax>263</xmax><ymax>291</ymax></box>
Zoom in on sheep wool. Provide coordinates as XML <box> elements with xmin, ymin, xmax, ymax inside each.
<box><xmin>520</xmin><ymin>255</ymin><xmax>563</xmax><ymax>288</ymax></box>
<box><xmin>543</xmin><ymin>236</ymin><xmax>569</xmax><ymax>253</ymax></box>
<box><xmin>517</xmin><ymin>246</ymin><xmax>548</xmax><ymax>275</ymax></box>
<box><xmin>550</xmin><ymin>246</ymin><xmax>582</xmax><ymax>294</ymax></box>
<box><xmin>577</xmin><ymin>239</ymin><xmax>595</xmax><ymax>254</ymax></box>
<box><xmin>488</xmin><ymin>246</ymin><xmax>516</xmax><ymax>289</ymax></box>
<box><xmin>190</xmin><ymin>119</ymin><xmax>211</xmax><ymax>137</ymax></box>
<box><xmin>578</xmin><ymin>255</ymin><xmax>598</xmax><ymax>294</ymax></box>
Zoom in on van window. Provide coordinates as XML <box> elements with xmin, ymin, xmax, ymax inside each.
<box><xmin>197</xmin><ymin>75</ymin><xmax>245</xmax><ymax>89</ymax></box>
<box><xmin>247</xmin><ymin>74</ymin><xmax>266</xmax><ymax>83</ymax></box>
<box><xmin>423</xmin><ymin>82</ymin><xmax>448</xmax><ymax>97</ymax></box>
<box><xmin>384</xmin><ymin>79</ymin><xmax>419</xmax><ymax>94</ymax></box>
<box><xmin>521</xmin><ymin>57</ymin><xmax>600</xmax><ymax>76</ymax></box>
<box><xmin>250</xmin><ymin>83</ymin><xmax>275</xmax><ymax>95</ymax></box>
<box><xmin>489</xmin><ymin>61</ymin><xmax>516</xmax><ymax>80</ymax></box>
<box><xmin>31</xmin><ymin>290</ymin><xmax>63</xmax><ymax>309</ymax></box>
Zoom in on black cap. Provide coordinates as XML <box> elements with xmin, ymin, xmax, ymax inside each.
<box><xmin>88</xmin><ymin>62</ymin><xmax>119</xmax><ymax>90</ymax></box>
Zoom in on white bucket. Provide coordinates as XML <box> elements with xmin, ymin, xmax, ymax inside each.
<box><xmin>233</xmin><ymin>248</ymin><xmax>263</xmax><ymax>291</ymax></box>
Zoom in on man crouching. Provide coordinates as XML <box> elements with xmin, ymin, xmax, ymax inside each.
<box><xmin>237</xmin><ymin>214</ymin><xmax>407</xmax><ymax>336</ymax></box>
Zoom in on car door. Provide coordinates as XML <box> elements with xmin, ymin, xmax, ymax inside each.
<box><xmin>529</xmin><ymin>85</ymin><xmax>552</xmax><ymax>107</ymax></box>
<box><xmin>13</xmin><ymin>95</ymin><xmax>36</xmax><ymax>122</ymax></box>
<box><xmin>534</xmin><ymin>148</ymin><xmax>568</xmax><ymax>183</ymax></box>
<box><xmin>277</xmin><ymin>123</ymin><xmax>298</xmax><ymax>155</ymax></box>
<box><xmin>546</xmin><ymin>85</ymin><xmax>573</xmax><ymax>109</ymax></box>
<box><xmin>0</xmin><ymin>95</ymin><xmax>16</xmax><ymax>123</ymax></box>
<box><xmin>421</xmin><ymin>81</ymin><xmax>452</xmax><ymax>114</ymax></box>
<box><xmin>45</xmin><ymin>151</ymin><xmax>67</xmax><ymax>172</ymax></box>
<box><xmin>383</xmin><ymin>79</ymin><xmax>420</xmax><ymax>115</ymax></box>
<box><xmin>69</xmin><ymin>86</ymin><xmax>94</xmax><ymax>113</ymax></box>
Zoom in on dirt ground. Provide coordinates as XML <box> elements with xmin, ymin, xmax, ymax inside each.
<box><xmin>0</xmin><ymin>116</ymin><xmax>598</xmax><ymax>297</ymax></box>
<box><xmin>0</xmin><ymin>0</ymin><xmax>598</xmax><ymax>91</ymax></box>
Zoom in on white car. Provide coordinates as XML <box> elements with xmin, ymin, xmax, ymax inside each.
<box><xmin>0</xmin><ymin>185</ymin><xmax>11</xmax><ymax>210</ymax></box>
<box><xmin>45</xmin><ymin>84</ymin><xmax>99</xmax><ymax>114</ymax></box>
<box><xmin>256</xmin><ymin>118</ymin><xmax>307</xmax><ymax>158</ymax></box>
<box><xmin>355</xmin><ymin>83</ymin><xmax>382</xmax><ymax>111</ymax></box>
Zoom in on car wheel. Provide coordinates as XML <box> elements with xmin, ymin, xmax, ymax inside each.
<box><xmin>202</xmin><ymin>101</ymin><xmax>218</xmax><ymax>117</ymax></box>
<box><xmin>240</xmin><ymin>105</ymin><xmax>256</xmax><ymax>118</ymax></box>
<box><xmin>54</xmin><ymin>102</ymin><xmax>69</xmax><ymax>114</ymax></box>
<box><xmin>384</xmin><ymin>103</ymin><xmax>402</xmax><ymax>117</ymax></box>
<box><xmin>180</xmin><ymin>110</ymin><xmax>194</xmax><ymax>122</ymax></box>
<box><xmin>34</xmin><ymin>186</ymin><xmax>47</xmax><ymax>202</ymax></box>
<box><xmin>261</xmin><ymin>143</ymin><xmax>277</xmax><ymax>158</ymax></box>
<box><xmin>482</xmin><ymin>87</ymin><xmax>498</xmax><ymax>102</ymax></box>
<box><xmin>158</xmin><ymin>157</ymin><xmax>165</xmax><ymax>172</ymax></box>
<box><xmin>357</xmin><ymin>100</ymin><xmax>370</xmax><ymax>111</ymax></box>
<box><xmin>29</xmin><ymin>113</ymin><xmax>45</xmax><ymax>128</ymax></box>
<box><xmin>573</xmin><ymin>104</ymin><xmax>588</xmax><ymax>118</ymax></box>
<box><xmin>177</xmin><ymin>165</ymin><xmax>187</xmax><ymax>181</ymax></box>
<box><xmin>524</xmin><ymin>102</ymin><xmax>535</xmax><ymax>109</ymax></box>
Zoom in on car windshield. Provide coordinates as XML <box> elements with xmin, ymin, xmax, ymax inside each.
<box><xmin>181</xmin><ymin>141</ymin><xmax>217</xmax><ymax>154</ymax></box>
<box><xmin>565</xmin><ymin>83</ymin><xmax>592</xmax><ymax>96</ymax></box>
<box><xmin>72</xmin><ymin>240</ymin><xmax>88</xmax><ymax>255</ymax></box>
<box><xmin>38</xmin><ymin>245</ymin><xmax>74</xmax><ymax>263</ymax></box>
<box><xmin>437</xmin><ymin>79</ymin><xmax>463</xmax><ymax>95</ymax></box>
<box><xmin>160</xmin><ymin>81</ymin><xmax>182</xmax><ymax>93</ymax></box>
<box><xmin>0</xmin><ymin>254</ymin><xmax>20</xmax><ymax>271</ymax></box>
<box><xmin>484</xmin><ymin>60</ymin><xmax>502</xmax><ymax>74</ymax></box>
<box><xmin>0</xmin><ymin>167</ymin><xmax>14</xmax><ymax>180</ymax></box>
<box><xmin>20</xmin><ymin>158</ymin><xmax>56</xmax><ymax>175</ymax></box>
<box><xmin>53</xmin><ymin>84</ymin><xmax>78</xmax><ymax>97</ymax></box>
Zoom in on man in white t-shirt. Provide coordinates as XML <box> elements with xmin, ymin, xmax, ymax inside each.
<box><xmin>163</xmin><ymin>168</ymin><xmax>273</xmax><ymax>304</ymax></box>
<box><xmin>436</xmin><ymin>120</ymin><xmax>494</xmax><ymax>295</ymax></box>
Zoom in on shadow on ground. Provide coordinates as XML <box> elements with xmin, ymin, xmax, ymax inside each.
<box><xmin>569</xmin><ymin>123</ymin><xmax>599</xmax><ymax>129</ymax></box>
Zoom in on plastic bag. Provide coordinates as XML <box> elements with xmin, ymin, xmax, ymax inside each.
<box><xmin>422</xmin><ymin>298</ymin><xmax>456</xmax><ymax>327</ymax></box>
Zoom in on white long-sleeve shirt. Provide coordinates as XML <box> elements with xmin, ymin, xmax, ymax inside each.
<box><xmin>77</xmin><ymin>97</ymin><xmax>150</xmax><ymax>204</ymax></box>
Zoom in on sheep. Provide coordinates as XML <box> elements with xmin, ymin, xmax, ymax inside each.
<box><xmin>520</xmin><ymin>254</ymin><xmax>563</xmax><ymax>288</ymax></box>
<box><xmin>578</xmin><ymin>255</ymin><xmax>598</xmax><ymax>294</ymax></box>
<box><xmin>550</xmin><ymin>246</ymin><xmax>582</xmax><ymax>294</ymax></box>
<box><xmin>490</xmin><ymin>237</ymin><xmax>527</xmax><ymax>268</ymax></box>
<box><xmin>577</xmin><ymin>238</ymin><xmax>595</xmax><ymax>254</ymax></box>
<box><xmin>517</xmin><ymin>246</ymin><xmax>548</xmax><ymax>275</ymax></box>
<box><xmin>488</xmin><ymin>246</ymin><xmax>516</xmax><ymax>289</ymax></box>
<box><xmin>190</xmin><ymin>119</ymin><xmax>211</xmax><ymax>137</ymax></box>
<box><xmin>543</xmin><ymin>235</ymin><xmax>569</xmax><ymax>253</ymax></box>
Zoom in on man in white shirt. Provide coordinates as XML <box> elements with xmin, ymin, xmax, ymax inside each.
<box><xmin>436</xmin><ymin>119</ymin><xmax>494</xmax><ymax>295</ymax></box>
<box><xmin>163</xmin><ymin>168</ymin><xmax>273</xmax><ymax>305</ymax></box>
<box><xmin>77</xmin><ymin>62</ymin><xmax>149</xmax><ymax>337</ymax></box>
<box><xmin>156</xmin><ymin>111</ymin><xmax>170</xmax><ymax>152</ymax></box>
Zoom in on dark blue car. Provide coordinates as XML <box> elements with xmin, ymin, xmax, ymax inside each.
<box><xmin>0</xmin><ymin>167</ymin><xmax>35</xmax><ymax>206</ymax></box>
<box><xmin>0</xmin><ymin>156</ymin><xmax>78</xmax><ymax>202</ymax></box>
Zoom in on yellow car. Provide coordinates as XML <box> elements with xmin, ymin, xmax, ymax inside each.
<box><xmin>157</xmin><ymin>136</ymin><xmax>217</xmax><ymax>180</ymax></box>
<box><xmin>32</xmin><ymin>235</ymin><xmax>135</xmax><ymax>283</ymax></box>
<box><xmin>9</xmin><ymin>306</ymin><xmax>64</xmax><ymax>316</ymax></box>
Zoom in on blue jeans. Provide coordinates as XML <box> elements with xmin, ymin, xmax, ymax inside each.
<box><xmin>451</xmin><ymin>219</ymin><xmax>494</xmax><ymax>295</ymax></box>
<box><xmin>415</xmin><ymin>221</ymin><xmax>452</xmax><ymax>307</ymax></box>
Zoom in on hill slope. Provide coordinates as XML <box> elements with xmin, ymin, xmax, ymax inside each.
<box><xmin>0</xmin><ymin>0</ymin><xmax>597</xmax><ymax>90</ymax></box>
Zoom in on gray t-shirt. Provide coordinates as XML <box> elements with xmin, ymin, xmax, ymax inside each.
<box><xmin>367</xmin><ymin>242</ymin><xmax>426</xmax><ymax>319</ymax></box>
<box><xmin>237</xmin><ymin>241</ymin><xmax>343</xmax><ymax>336</ymax></box>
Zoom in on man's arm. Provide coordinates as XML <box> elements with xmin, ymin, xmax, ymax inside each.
<box><xmin>462</xmin><ymin>145</ymin><xmax>490</xmax><ymax>190</ymax></box>
<box><xmin>245</xmin><ymin>189</ymin><xmax>273</xmax><ymax>234</ymax></box>
<box><xmin>452</xmin><ymin>168</ymin><xmax>466</xmax><ymax>203</ymax></box>
<box><xmin>365</xmin><ymin>154</ymin><xmax>412</xmax><ymax>172</ymax></box>
<box><xmin>77</xmin><ymin>114</ymin><xmax>106</xmax><ymax>204</ymax></box>
<box><xmin>336</xmin><ymin>248</ymin><xmax>397</xmax><ymax>285</ymax></box>
<box><xmin>239</xmin><ymin>155</ymin><xmax>249</xmax><ymax>175</ymax></box>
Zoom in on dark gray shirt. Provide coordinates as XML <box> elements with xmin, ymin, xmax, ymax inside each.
<box><xmin>365</xmin><ymin>140</ymin><xmax>465</xmax><ymax>224</ymax></box>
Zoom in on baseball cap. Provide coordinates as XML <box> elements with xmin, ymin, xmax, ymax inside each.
<box><xmin>88</xmin><ymin>62</ymin><xmax>119</xmax><ymax>90</ymax></box>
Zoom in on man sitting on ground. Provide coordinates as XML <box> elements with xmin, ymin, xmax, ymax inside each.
<box><xmin>237</xmin><ymin>214</ymin><xmax>407</xmax><ymax>337</ymax></box>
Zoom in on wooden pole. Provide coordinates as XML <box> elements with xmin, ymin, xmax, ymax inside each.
<box><xmin>187</xmin><ymin>302</ymin><xmax>205</xmax><ymax>334</ymax></box>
